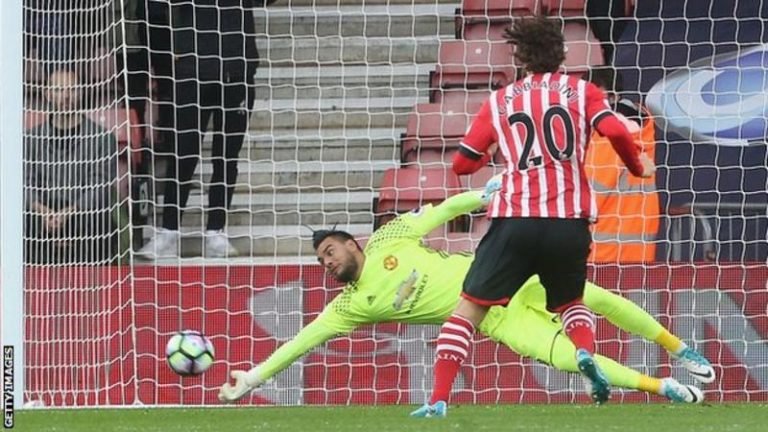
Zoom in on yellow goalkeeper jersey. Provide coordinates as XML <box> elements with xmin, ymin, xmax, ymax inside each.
<box><xmin>256</xmin><ymin>190</ymin><xmax>542</xmax><ymax>381</ymax></box>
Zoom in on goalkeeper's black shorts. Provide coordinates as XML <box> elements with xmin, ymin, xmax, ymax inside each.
<box><xmin>461</xmin><ymin>217</ymin><xmax>591</xmax><ymax>312</ymax></box>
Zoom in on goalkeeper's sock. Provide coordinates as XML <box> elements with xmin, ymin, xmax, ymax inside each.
<box><xmin>654</xmin><ymin>329</ymin><xmax>686</xmax><ymax>355</ymax></box>
<box><xmin>429</xmin><ymin>314</ymin><xmax>474</xmax><ymax>405</ymax></box>
<box><xmin>637</xmin><ymin>375</ymin><xmax>664</xmax><ymax>395</ymax></box>
<box><xmin>560</xmin><ymin>301</ymin><xmax>596</xmax><ymax>354</ymax></box>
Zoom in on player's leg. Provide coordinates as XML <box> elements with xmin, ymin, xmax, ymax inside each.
<box><xmin>160</xmin><ymin>75</ymin><xmax>208</xmax><ymax>231</ymax></box>
<box><xmin>537</xmin><ymin>219</ymin><xmax>610</xmax><ymax>404</ymax></box>
<box><xmin>207</xmin><ymin>71</ymin><xmax>254</xmax><ymax>232</ymax></box>
<box><xmin>413</xmin><ymin>219</ymin><xmax>535</xmax><ymax>418</ymax></box>
<box><xmin>548</xmin><ymin>333</ymin><xmax>704</xmax><ymax>403</ymax></box>
<box><xmin>410</xmin><ymin>298</ymin><xmax>484</xmax><ymax>418</ymax></box>
<box><xmin>485</xmin><ymin>304</ymin><xmax>704</xmax><ymax>404</ymax></box>
<box><xmin>583</xmin><ymin>282</ymin><xmax>715</xmax><ymax>383</ymax></box>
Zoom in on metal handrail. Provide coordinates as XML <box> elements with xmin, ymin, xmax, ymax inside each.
<box><xmin>666</xmin><ymin>202</ymin><xmax>767</xmax><ymax>261</ymax></box>
<box><xmin>668</xmin><ymin>202</ymin><xmax>767</xmax><ymax>214</ymax></box>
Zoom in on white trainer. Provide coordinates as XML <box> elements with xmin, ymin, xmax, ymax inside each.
<box><xmin>205</xmin><ymin>230</ymin><xmax>239</xmax><ymax>258</ymax></box>
<box><xmin>661</xmin><ymin>378</ymin><xmax>704</xmax><ymax>403</ymax></box>
<box><xmin>673</xmin><ymin>347</ymin><xmax>716</xmax><ymax>384</ymax></box>
<box><xmin>136</xmin><ymin>228</ymin><xmax>180</xmax><ymax>260</ymax></box>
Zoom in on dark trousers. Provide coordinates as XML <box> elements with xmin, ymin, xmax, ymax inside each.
<box><xmin>160</xmin><ymin>72</ymin><xmax>256</xmax><ymax>231</ymax></box>
<box><xmin>124</xmin><ymin>0</ymin><xmax>174</xmax><ymax>144</ymax></box>
<box><xmin>25</xmin><ymin>211</ymin><xmax>115</xmax><ymax>265</ymax></box>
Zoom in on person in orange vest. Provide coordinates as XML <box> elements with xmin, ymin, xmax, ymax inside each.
<box><xmin>584</xmin><ymin>67</ymin><xmax>660</xmax><ymax>263</ymax></box>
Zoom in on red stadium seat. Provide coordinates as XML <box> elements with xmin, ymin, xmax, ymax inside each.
<box><xmin>400</xmin><ymin>103</ymin><xmax>477</xmax><ymax>165</ymax></box>
<box><xmin>431</xmin><ymin>88</ymin><xmax>490</xmax><ymax>109</ymax></box>
<box><xmin>461</xmin><ymin>0</ymin><xmax>539</xmax><ymax>16</ymax></box>
<box><xmin>377</xmin><ymin>167</ymin><xmax>463</xmax><ymax>221</ymax></box>
<box><xmin>457</xmin><ymin>0</ymin><xmax>539</xmax><ymax>40</ymax></box>
<box><xmin>87</xmin><ymin>107</ymin><xmax>144</xmax><ymax>167</ymax></box>
<box><xmin>461</xmin><ymin>166</ymin><xmax>500</xmax><ymax>234</ymax></box>
<box><xmin>431</xmin><ymin>41</ymin><xmax>517</xmax><ymax>99</ymax></box>
<box><xmin>542</xmin><ymin>0</ymin><xmax>587</xmax><ymax>18</ymax></box>
<box><xmin>561</xmin><ymin>22</ymin><xmax>604</xmax><ymax>75</ymax></box>
<box><xmin>462</xmin><ymin>165</ymin><xmax>503</xmax><ymax>191</ymax></box>
<box><xmin>462</xmin><ymin>20</ymin><xmax>511</xmax><ymax>42</ymax></box>
<box><xmin>432</xmin><ymin>95</ymin><xmax>486</xmax><ymax>116</ymax></box>
<box><xmin>469</xmin><ymin>213</ymin><xmax>491</xmax><ymax>234</ymax></box>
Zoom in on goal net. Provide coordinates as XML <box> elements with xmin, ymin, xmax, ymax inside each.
<box><xmin>15</xmin><ymin>0</ymin><xmax>768</xmax><ymax>408</ymax></box>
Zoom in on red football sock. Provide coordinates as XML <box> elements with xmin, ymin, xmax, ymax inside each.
<box><xmin>560</xmin><ymin>302</ymin><xmax>596</xmax><ymax>354</ymax></box>
<box><xmin>429</xmin><ymin>314</ymin><xmax>474</xmax><ymax>404</ymax></box>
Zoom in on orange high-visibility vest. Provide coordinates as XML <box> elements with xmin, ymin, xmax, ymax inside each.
<box><xmin>585</xmin><ymin>110</ymin><xmax>660</xmax><ymax>263</ymax></box>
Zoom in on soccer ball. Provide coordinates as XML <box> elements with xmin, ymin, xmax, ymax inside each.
<box><xmin>165</xmin><ymin>330</ymin><xmax>215</xmax><ymax>376</ymax></box>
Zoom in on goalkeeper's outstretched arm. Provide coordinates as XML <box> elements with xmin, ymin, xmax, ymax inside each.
<box><xmin>404</xmin><ymin>176</ymin><xmax>501</xmax><ymax>238</ymax></box>
<box><xmin>219</xmin><ymin>177</ymin><xmax>503</xmax><ymax>403</ymax></box>
<box><xmin>219</xmin><ymin>306</ymin><xmax>359</xmax><ymax>403</ymax></box>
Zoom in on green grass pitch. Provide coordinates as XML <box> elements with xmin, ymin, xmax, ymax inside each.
<box><xmin>12</xmin><ymin>403</ymin><xmax>767</xmax><ymax>432</ymax></box>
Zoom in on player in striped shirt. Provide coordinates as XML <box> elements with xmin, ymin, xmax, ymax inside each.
<box><xmin>415</xmin><ymin>17</ymin><xmax>657</xmax><ymax>416</ymax></box>
<box><xmin>217</xmin><ymin>188</ymin><xmax>713</xmax><ymax>406</ymax></box>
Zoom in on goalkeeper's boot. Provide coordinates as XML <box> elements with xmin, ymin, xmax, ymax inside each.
<box><xmin>672</xmin><ymin>347</ymin><xmax>715</xmax><ymax>383</ymax></box>
<box><xmin>661</xmin><ymin>378</ymin><xmax>704</xmax><ymax>404</ymax></box>
<box><xmin>576</xmin><ymin>349</ymin><xmax>611</xmax><ymax>404</ymax></box>
<box><xmin>409</xmin><ymin>401</ymin><xmax>447</xmax><ymax>418</ymax></box>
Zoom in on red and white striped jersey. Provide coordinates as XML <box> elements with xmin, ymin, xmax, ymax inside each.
<box><xmin>461</xmin><ymin>72</ymin><xmax>614</xmax><ymax>221</ymax></box>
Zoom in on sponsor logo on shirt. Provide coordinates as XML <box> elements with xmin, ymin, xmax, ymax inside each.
<box><xmin>646</xmin><ymin>44</ymin><xmax>768</xmax><ymax>146</ymax></box>
<box><xmin>392</xmin><ymin>270</ymin><xmax>419</xmax><ymax>310</ymax></box>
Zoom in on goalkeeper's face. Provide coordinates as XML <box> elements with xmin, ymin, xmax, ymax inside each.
<box><xmin>316</xmin><ymin>237</ymin><xmax>362</xmax><ymax>283</ymax></box>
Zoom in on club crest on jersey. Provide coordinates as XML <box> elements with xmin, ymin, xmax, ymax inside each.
<box><xmin>383</xmin><ymin>255</ymin><xmax>398</xmax><ymax>270</ymax></box>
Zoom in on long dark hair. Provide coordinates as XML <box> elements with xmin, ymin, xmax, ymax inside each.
<box><xmin>504</xmin><ymin>16</ymin><xmax>565</xmax><ymax>74</ymax></box>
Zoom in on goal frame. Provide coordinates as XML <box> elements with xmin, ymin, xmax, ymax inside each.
<box><xmin>0</xmin><ymin>0</ymin><xmax>25</xmax><ymax>411</ymax></box>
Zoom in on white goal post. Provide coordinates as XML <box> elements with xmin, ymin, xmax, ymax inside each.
<box><xmin>1</xmin><ymin>0</ymin><xmax>25</xmax><ymax>413</ymax></box>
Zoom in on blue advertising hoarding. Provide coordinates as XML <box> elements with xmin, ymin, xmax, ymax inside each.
<box><xmin>614</xmin><ymin>0</ymin><xmax>767</xmax><ymax>260</ymax></box>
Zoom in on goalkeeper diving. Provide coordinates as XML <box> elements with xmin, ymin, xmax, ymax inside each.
<box><xmin>219</xmin><ymin>181</ymin><xmax>714</xmax><ymax>404</ymax></box>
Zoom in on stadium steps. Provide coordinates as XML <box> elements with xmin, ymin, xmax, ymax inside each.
<box><xmin>255</xmin><ymin>5</ymin><xmax>455</xmax><ymax>38</ymax></box>
<box><xmin>177</xmin><ymin>192</ymin><xmax>376</xmax><ymax>228</ymax></box>
<box><xmin>287</xmin><ymin>0</ymin><xmax>459</xmax><ymax>5</ymax></box>
<box><xmin>243</xmin><ymin>127</ymin><xmax>402</xmax><ymax>162</ymax></box>
<box><xmin>254</xmin><ymin>65</ymin><xmax>432</xmax><ymax>103</ymax></box>
<box><xmin>147</xmin><ymin>162</ymin><xmax>390</xmax><ymax>256</ymax></box>
<box><xmin>140</xmin><ymin>222</ymin><xmax>373</xmax><ymax>259</ymax></box>
<box><xmin>249</xmin><ymin>96</ymin><xmax>416</xmax><ymax>130</ymax></box>
<box><xmin>263</xmin><ymin>36</ymin><xmax>444</xmax><ymax>66</ymax></box>
<box><xmin>152</xmin><ymin>160</ymin><xmax>394</xmax><ymax>193</ymax></box>
<box><xmin>144</xmin><ymin>1</ymin><xmax>459</xmax><ymax>259</ymax></box>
